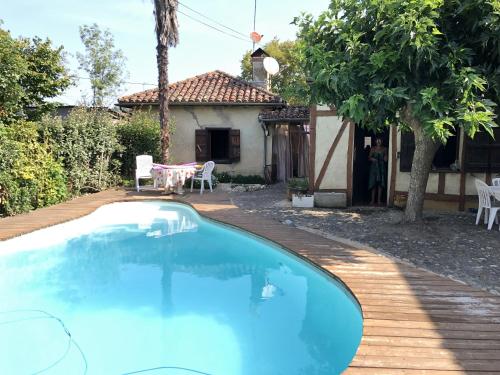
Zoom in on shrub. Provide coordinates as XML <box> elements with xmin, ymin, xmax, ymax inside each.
<box><xmin>214</xmin><ymin>172</ymin><xmax>265</xmax><ymax>185</ymax></box>
<box><xmin>0</xmin><ymin>121</ymin><xmax>67</xmax><ymax>216</ymax></box>
<box><xmin>185</xmin><ymin>174</ymin><xmax>219</xmax><ymax>190</ymax></box>
<box><xmin>287</xmin><ymin>178</ymin><xmax>309</xmax><ymax>190</ymax></box>
<box><xmin>116</xmin><ymin>110</ymin><xmax>161</xmax><ymax>177</ymax></box>
<box><xmin>39</xmin><ymin>108</ymin><xmax>122</xmax><ymax>195</ymax></box>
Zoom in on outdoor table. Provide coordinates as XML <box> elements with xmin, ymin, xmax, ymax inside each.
<box><xmin>491</xmin><ymin>186</ymin><xmax>500</xmax><ymax>201</ymax></box>
<box><xmin>151</xmin><ymin>163</ymin><xmax>197</xmax><ymax>194</ymax></box>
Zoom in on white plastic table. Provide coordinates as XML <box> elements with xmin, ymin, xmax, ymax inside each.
<box><xmin>491</xmin><ymin>186</ymin><xmax>500</xmax><ymax>200</ymax></box>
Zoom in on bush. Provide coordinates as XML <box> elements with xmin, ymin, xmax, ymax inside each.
<box><xmin>0</xmin><ymin>121</ymin><xmax>68</xmax><ymax>216</ymax></box>
<box><xmin>287</xmin><ymin>177</ymin><xmax>309</xmax><ymax>190</ymax></box>
<box><xmin>185</xmin><ymin>174</ymin><xmax>219</xmax><ymax>190</ymax></box>
<box><xmin>39</xmin><ymin>108</ymin><xmax>122</xmax><ymax>195</ymax></box>
<box><xmin>214</xmin><ymin>172</ymin><xmax>265</xmax><ymax>184</ymax></box>
<box><xmin>116</xmin><ymin>111</ymin><xmax>161</xmax><ymax>178</ymax></box>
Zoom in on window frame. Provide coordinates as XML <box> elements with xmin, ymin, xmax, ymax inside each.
<box><xmin>194</xmin><ymin>127</ymin><xmax>240</xmax><ymax>164</ymax></box>
<box><xmin>207</xmin><ymin>127</ymin><xmax>231</xmax><ymax>164</ymax></box>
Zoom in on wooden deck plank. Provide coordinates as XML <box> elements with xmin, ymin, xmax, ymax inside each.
<box><xmin>1</xmin><ymin>188</ymin><xmax>500</xmax><ymax>373</ymax></box>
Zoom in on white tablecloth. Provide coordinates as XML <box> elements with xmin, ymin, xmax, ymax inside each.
<box><xmin>152</xmin><ymin>166</ymin><xmax>197</xmax><ymax>194</ymax></box>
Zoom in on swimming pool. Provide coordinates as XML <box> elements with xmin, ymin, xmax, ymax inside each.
<box><xmin>0</xmin><ymin>201</ymin><xmax>363</xmax><ymax>375</ymax></box>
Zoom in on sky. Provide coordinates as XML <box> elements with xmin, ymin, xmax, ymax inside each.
<box><xmin>1</xmin><ymin>0</ymin><xmax>330</xmax><ymax>105</ymax></box>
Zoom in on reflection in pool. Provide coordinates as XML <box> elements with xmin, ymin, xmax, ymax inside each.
<box><xmin>0</xmin><ymin>201</ymin><xmax>363</xmax><ymax>375</ymax></box>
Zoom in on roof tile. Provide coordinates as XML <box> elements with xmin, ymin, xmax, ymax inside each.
<box><xmin>118</xmin><ymin>70</ymin><xmax>283</xmax><ymax>105</ymax></box>
<box><xmin>259</xmin><ymin>106</ymin><xmax>310</xmax><ymax>122</ymax></box>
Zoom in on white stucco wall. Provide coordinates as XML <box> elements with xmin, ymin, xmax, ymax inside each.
<box><xmin>142</xmin><ymin>105</ymin><xmax>267</xmax><ymax>176</ymax></box>
<box><xmin>315</xmin><ymin>115</ymin><xmax>348</xmax><ymax>190</ymax></box>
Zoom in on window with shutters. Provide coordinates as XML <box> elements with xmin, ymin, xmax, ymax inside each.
<box><xmin>399</xmin><ymin>131</ymin><xmax>460</xmax><ymax>172</ymax></box>
<box><xmin>195</xmin><ymin>128</ymin><xmax>240</xmax><ymax>164</ymax></box>
<box><xmin>463</xmin><ymin>128</ymin><xmax>500</xmax><ymax>172</ymax></box>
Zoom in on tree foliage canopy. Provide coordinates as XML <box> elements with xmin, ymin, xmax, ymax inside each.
<box><xmin>240</xmin><ymin>38</ymin><xmax>310</xmax><ymax>104</ymax></box>
<box><xmin>77</xmin><ymin>23</ymin><xmax>127</xmax><ymax>106</ymax></box>
<box><xmin>0</xmin><ymin>23</ymin><xmax>71</xmax><ymax>123</ymax></box>
<box><xmin>295</xmin><ymin>0</ymin><xmax>499</xmax><ymax>141</ymax></box>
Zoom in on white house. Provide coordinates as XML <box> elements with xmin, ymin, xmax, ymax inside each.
<box><xmin>117</xmin><ymin>49</ymin><xmax>310</xmax><ymax>181</ymax></box>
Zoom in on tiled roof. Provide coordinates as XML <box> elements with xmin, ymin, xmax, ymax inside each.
<box><xmin>259</xmin><ymin>106</ymin><xmax>310</xmax><ymax>122</ymax></box>
<box><xmin>118</xmin><ymin>70</ymin><xmax>283</xmax><ymax>106</ymax></box>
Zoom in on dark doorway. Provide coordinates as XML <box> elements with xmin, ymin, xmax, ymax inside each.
<box><xmin>209</xmin><ymin>129</ymin><xmax>230</xmax><ymax>162</ymax></box>
<box><xmin>352</xmin><ymin>127</ymin><xmax>390</xmax><ymax>205</ymax></box>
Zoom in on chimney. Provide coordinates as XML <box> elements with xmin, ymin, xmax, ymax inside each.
<box><xmin>251</xmin><ymin>48</ymin><xmax>270</xmax><ymax>90</ymax></box>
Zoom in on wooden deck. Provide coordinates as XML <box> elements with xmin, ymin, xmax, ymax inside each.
<box><xmin>1</xmin><ymin>188</ymin><xmax>500</xmax><ymax>374</ymax></box>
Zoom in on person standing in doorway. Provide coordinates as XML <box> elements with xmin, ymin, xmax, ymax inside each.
<box><xmin>368</xmin><ymin>138</ymin><xmax>387</xmax><ymax>205</ymax></box>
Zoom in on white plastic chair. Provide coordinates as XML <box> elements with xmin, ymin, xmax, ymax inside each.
<box><xmin>475</xmin><ymin>179</ymin><xmax>500</xmax><ymax>230</ymax></box>
<box><xmin>190</xmin><ymin>161</ymin><xmax>215</xmax><ymax>195</ymax></box>
<box><xmin>135</xmin><ymin>155</ymin><xmax>156</xmax><ymax>192</ymax></box>
<box><xmin>493</xmin><ymin>178</ymin><xmax>500</xmax><ymax>187</ymax></box>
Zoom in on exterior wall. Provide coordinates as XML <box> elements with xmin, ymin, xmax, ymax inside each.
<box><xmin>140</xmin><ymin>105</ymin><xmax>266</xmax><ymax>176</ymax></box>
<box><xmin>391</xmin><ymin>128</ymin><xmax>492</xmax><ymax>210</ymax></box>
<box><xmin>311</xmin><ymin>103</ymin><xmax>494</xmax><ymax>210</ymax></box>
<box><xmin>315</xmin><ymin>115</ymin><xmax>349</xmax><ymax>190</ymax></box>
<box><xmin>394</xmin><ymin>132</ymin><xmax>451</xmax><ymax>194</ymax></box>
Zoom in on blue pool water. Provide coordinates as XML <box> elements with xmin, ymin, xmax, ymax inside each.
<box><xmin>0</xmin><ymin>201</ymin><xmax>363</xmax><ymax>375</ymax></box>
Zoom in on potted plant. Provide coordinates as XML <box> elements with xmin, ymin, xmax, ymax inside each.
<box><xmin>287</xmin><ymin>178</ymin><xmax>309</xmax><ymax>201</ymax></box>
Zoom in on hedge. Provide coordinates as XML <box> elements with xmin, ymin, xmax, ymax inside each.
<box><xmin>0</xmin><ymin>121</ymin><xmax>68</xmax><ymax>216</ymax></box>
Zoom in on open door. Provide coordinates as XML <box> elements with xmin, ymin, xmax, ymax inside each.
<box><xmin>352</xmin><ymin>127</ymin><xmax>389</xmax><ymax>205</ymax></box>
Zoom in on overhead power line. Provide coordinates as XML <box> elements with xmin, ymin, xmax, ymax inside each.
<box><xmin>177</xmin><ymin>9</ymin><xmax>252</xmax><ymax>44</ymax></box>
<box><xmin>177</xmin><ymin>1</ymin><xmax>248</xmax><ymax>39</ymax></box>
<box><xmin>71</xmin><ymin>75</ymin><xmax>156</xmax><ymax>86</ymax></box>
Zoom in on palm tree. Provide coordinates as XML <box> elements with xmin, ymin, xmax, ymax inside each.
<box><xmin>153</xmin><ymin>0</ymin><xmax>179</xmax><ymax>163</ymax></box>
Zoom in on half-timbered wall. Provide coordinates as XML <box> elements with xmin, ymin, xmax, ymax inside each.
<box><xmin>310</xmin><ymin>105</ymin><xmax>354</xmax><ymax>203</ymax></box>
<box><xmin>391</xmin><ymin>128</ymin><xmax>495</xmax><ymax>210</ymax></box>
<box><xmin>311</xmin><ymin>104</ymin><xmax>498</xmax><ymax>211</ymax></box>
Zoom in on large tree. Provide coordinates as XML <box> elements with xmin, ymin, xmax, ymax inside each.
<box><xmin>77</xmin><ymin>23</ymin><xmax>127</xmax><ymax>107</ymax></box>
<box><xmin>240</xmin><ymin>38</ymin><xmax>310</xmax><ymax>104</ymax></box>
<box><xmin>296</xmin><ymin>0</ymin><xmax>499</xmax><ymax>222</ymax></box>
<box><xmin>153</xmin><ymin>0</ymin><xmax>179</xmax><ymax>164</ymax></box>
<box><xmin>0</xmin><ymin>23</ymin><xmax>71</xmax><ymax>123</ymax></box>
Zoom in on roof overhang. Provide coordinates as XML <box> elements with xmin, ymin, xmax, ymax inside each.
<box><xmin>260</xmin><ymin>117</ymin><xmax>310</xmax><ymax>123</ymax></box>
<box><xmin>116</xmin><ymin>102</ymin><xmax>285</xmax><ymax>108</ymax></box>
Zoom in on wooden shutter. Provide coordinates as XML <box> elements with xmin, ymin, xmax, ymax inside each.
<box><xmin>195</xmin><ymin>129</ymin><xmax>208</xmax><ymax>162</ymax></box>
<box><xmin>399</xmin><ymin>131</ymin><xmax>415</xmax><ymax>172</ymax></box>
<box><xmin>229</xmin><ymin>129</ymin><xmax>240</xmax><ymax>162</ymax></box>
<box><xmin>464</xmin><ymin>130</ymin><xmax>494</xmax><ymax>172</ymax></box>
<box><xmin>490</xmin><ymin>127</ymin><xmax>500</xmax><ymax>172</ymax></box>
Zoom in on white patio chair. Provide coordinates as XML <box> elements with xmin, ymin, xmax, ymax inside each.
<box><xmin>135</xmin><ymin>155</ymin><xmax>156</xmax><ymax>192</ymax></box>
<box><xmin>492</xmin><ymin>178</ymin><xmax>500</xmax><ymax>187</ymax></box>
<box><xmin>190</xmin><ymin>161</ymin><xmax>215</xmax><ymax>195</ymax></box>
<box><xmin>475</xmin><ymin>179</ymin><xmax>500</xmax><ymax>230</ymax></box>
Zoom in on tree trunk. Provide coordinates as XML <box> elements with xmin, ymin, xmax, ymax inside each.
<box><xmin>401</xmin><ymin>105</ymin><xmax>440</xmax><ymax>222</ymax></box>
<box><xmin>157</xmin><ymin>43</ymin><xmax>170</xmax><ymax>164</ymax></box>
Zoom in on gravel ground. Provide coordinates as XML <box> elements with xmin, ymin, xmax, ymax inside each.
<box><xmin>231</xmin><ymin>184</ymin><xmax>500</xmax><ymax>295</ymax></box>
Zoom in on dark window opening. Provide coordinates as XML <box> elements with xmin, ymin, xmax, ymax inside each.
<box><xmin>433</xmin><ymin>133</ymin><xmax>459</xmax><ymax>169</ymax></box>
<box><xmin>195</xmin><ymin>128</ymin><xmax>240</xmax><ymax>163</ymax></box>
<box><xmin>209</xmin><ymin>129</ymin><xmax>230</xmax><ymax>162</ymax></box>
